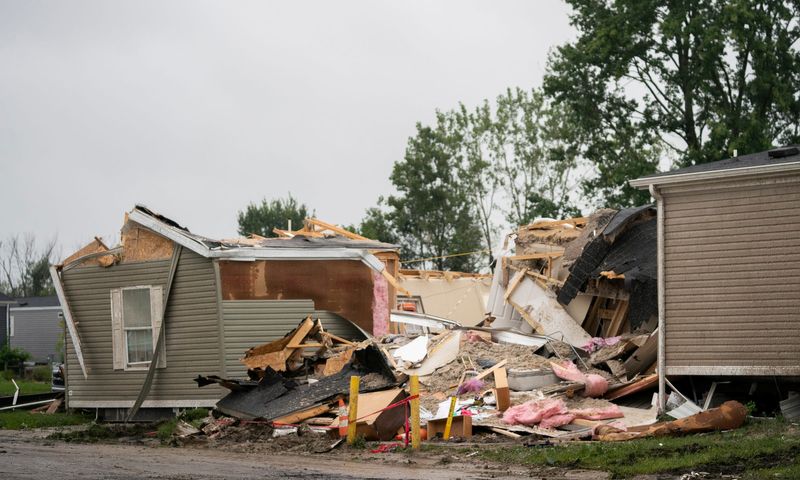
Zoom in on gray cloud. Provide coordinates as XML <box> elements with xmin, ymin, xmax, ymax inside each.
<box><xmin>0</xmin><ymin>0</ymin><xmax>573</xmax><ymax>255</ymax></box>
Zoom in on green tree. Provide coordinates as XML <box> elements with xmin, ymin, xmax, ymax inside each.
<box><xmin>545</xmin><ymin>0</ymin><xmax>800</xmax><ymax>207</ymax></box>
<box><xmin>237</xmin><ymin>195</ymin><xmax>313</xmax><ymax>238</ymax></box>
<box><xmin>488</xmin><ymin>88</ymin><xmax>582</xmax><ymax>224</ymax></box>
<box><xmin>387</xmin><ymin>121</ymin><xmax>484</xmax><ymax>272</ymax></box>
<box><xmin>0</xmin><ymin>235</ymin><xmax>57</xmax><ymax>298</ymax></box>
<box><xmin>350</xmin><ymin>201</ymin><xmax>399</xmax><ymax>245</ymax></box>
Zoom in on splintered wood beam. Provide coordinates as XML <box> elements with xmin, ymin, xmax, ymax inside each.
<box><xmin>305</xmin><ymin>218</ymin><xmax>370</xmax><ymax>241</ymax></box>
<box><xmin>504</xmin><ymin>268</ymin><xmax>527</xmax><ymax>301</ymax></box>
<box><xmin>524</xmin><ymin>217</ymin><xmax>588</xmax><ymax>229</ymax></box>
<box><xmin>321</xmin><ymin>332</ymin><xmax>356</xmax><ymax>346</ymax></box>
<box><xmin>526</xmin><ymin>270</ymin><xmax>564</xmax><ymax>287</ymax></box>
<box><xmin>507</xmin><ymin>252</ymin><xmax>564</xmax><ymax>261</ymax></box>
<box><xmin>272</xmin><ymin>228</ymin><xmax>295</xmax><ymax>238</ymax></box>
<box><xmin>287</xmin><ymin>342</ymin><xmax>325</xmax><ymax>349</ymax></box>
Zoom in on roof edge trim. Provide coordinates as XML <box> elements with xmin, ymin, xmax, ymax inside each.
<box><xmin>127</xmin><ymin>208</ymin><xmax>389</xmax><ymax>271</ymax></box>
<box><xmin>629</xmin><ymin>160</ymin><xmax>800</xmax><ymax>189</ymax></box>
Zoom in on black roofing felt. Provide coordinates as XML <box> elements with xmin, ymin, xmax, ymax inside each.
<box><xmin>557</xmin><ymin>207</ymin><xmax>657</xmax><ymax>330</ymax></box>
<box><xmin>14</xmin><ymin>296</ymin><xmax>60</xmax><ymax>308</ymax></box>
<box><xmin>0</xmin><ymin>292</ymin><xmax>15</xmax><ymax>303</ymax></box>
<box><xmin>639</xmin><ymin>146</ymin><xmax>800</xmax><ymax>180</ymax></box>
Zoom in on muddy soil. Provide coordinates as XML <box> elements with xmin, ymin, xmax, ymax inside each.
<box><xmin>0</xmin><ymin>428</ymin><xmax>609</xmax><ymax>480</ymax></box>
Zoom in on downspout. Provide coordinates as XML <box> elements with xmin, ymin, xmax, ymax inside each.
<box><xmin>649</xmin><ymin>184</ymin><xmax>666</xmax><ymax>413</ymax></box>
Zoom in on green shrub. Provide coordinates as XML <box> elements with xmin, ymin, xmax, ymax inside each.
<box><xmin>0</xmin><ymin>346</ymin><xmax>31</xmax><ymax>367</ymax></box>
<box><xmin>179</xmin><ymin>408</ymin><xmax>209</xmax><ymax>423</ymax></box>
<box><xmin>31</xmin><ymin>365</ymin><xmax>51</xmax><ymax>382</ymax></box>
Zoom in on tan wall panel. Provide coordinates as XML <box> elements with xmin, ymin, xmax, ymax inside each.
<box><xmin>663</xmin><ymin>173</ymin><xmax>800</xmax><ymax>374</ymax></box>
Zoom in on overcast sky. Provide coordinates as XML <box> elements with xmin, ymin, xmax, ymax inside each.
<box><xmin>0</xmin><ymin>0</ymin><xmax>574</xmax><ymax>257</ymax></box>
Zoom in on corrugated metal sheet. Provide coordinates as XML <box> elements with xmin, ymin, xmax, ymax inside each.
<box><xmin>63</xmin><ymin>250</ymin><xmax>225</xmax><ymax>405</ymax></box>
<box><xmin>221</xmin><ymin>301</ymin><xmax>366</xmax><ymax>379</ymax></box>
<box><xmin>9</xmin><ymin>307</ymin><xmax>62</xmax><ymax>363</ymax></box>
<box><xmin>662</xmin><ymin>174</ymin><xmax>800</xmax><ymax>375</ymax></box>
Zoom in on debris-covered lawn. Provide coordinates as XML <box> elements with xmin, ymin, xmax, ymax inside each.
<box><xmin>42</xmin><ymin>416</ymin><xmax>798</xmax><ymax>478</ymax></box>
<box><xmin>457</xmin><ymin>419</ymin><xmax>800</xmax><ymax>478</ymax></box>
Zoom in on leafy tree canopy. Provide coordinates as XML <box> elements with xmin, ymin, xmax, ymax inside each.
<box><xmin>387</xmin><ymin>121</ymin><xmax>484</xmax><ymax>272</ymax></box>
<box><xmin>237</xmin><ymin>195</ymin><xmax>313</xmax><ymax>238</ymax></box>
<box><xmin>545</xmin><ymin>0</ymin><xmax>800</xmax><ymax>207</ymax></box>
<box><xmin>0</xmin><ymin>235</ymin><xmax>57</xmax><ymax>298</ymax></box>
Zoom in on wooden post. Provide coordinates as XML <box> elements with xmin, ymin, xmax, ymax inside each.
<box><xmin>410</xmin><ymin>375</ymin><xmax>420</xmax><ymax>449</ymax></box>
<box><xmin>443</xmin><ymin>396</ymin><xmax>457</xmax><ymax>440</ymax></box>
<box><xmin>346</xmin><ymin>376</ymin><xmax>359</xmax><ymax>445</ymax></box>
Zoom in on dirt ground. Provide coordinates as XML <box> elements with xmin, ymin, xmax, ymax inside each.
<box><xmin>0</xmin><ymin>428</ymin><xmax>609</xmax><ymax>480</ymax></box>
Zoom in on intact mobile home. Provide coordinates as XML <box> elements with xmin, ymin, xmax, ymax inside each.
<box><xmin>51</xmin><ymin>206</ymin><xmax>400</xmax><ymax>420</ymax></box>
<box><xmin>630</xmin><ymin>146</ymin><xmax>800</xmax><ymax>410</ymax></box>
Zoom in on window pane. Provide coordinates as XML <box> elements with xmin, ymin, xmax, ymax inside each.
<box><xmin>123</xmin><ymin>288</ymin><xmax>152</xmax><ymax>328</ymax></box>
<box><xmin>126</xmin><ymin>329</ymin><xmax>153</xmax><ymax>363</ymax></box>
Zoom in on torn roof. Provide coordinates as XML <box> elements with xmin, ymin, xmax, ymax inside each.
<box><xmin>630</xmin><ymin>145</ymin><xmax>800</xmax><ymax>187</ymax></box>
<box><xmin>125</xmin><ymin>205</ymin><xmax>397</xmax><ymax>269</ymax></box>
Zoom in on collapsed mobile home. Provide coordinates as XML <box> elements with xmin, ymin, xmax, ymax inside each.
<box><xmin>51</xmin><ymin>206</ymin><xmax>401</xmax><ymax>420</ymax></box>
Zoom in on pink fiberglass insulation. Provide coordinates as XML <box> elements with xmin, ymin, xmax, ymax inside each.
<box><xmin>371</xmin><ymin>270</ymin><xmax>389</xmax><ymax>337</ymax></box>
<box><xmin>583</xmin><ymin>374</ymin><xmax>609</xmax><ymax>397</ymax></box>
<box><xmin>550</xmin><ymin>361</ymin><xmax>609</xmax><ymax>397</ymax></box>
<box><xmin>550</xmin><ymin>361</ymin><xmax>585</xmax><ymax>382</ymax></box>
<box><xmin>570</xmin><ymin>404</ymin><xmax>624</xmax><ymax>421</ymax></box>
<box><xmin>456</xmin><ymin>378</ymin><xmax>486</xmax><ymax>395</ymax></box>
<box><xmin>502</xmin><ymin>398</ymin><xmax>568</xmax><ymax>426</ymax></box>
<box><xmin>540</xmin><ymin>413</ymin><xmax>576</xmax><ymax>429</ymax></box>
<box><xmin>582</xmin><ymin>336</ymin><xmax>622</xmax><ymax>353</ymax></box>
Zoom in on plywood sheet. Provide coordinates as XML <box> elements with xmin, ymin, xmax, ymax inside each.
<box><xmin>220</xmin><ymin>260</ymin><xmax>376</xmax><ymax>333</ymax></box>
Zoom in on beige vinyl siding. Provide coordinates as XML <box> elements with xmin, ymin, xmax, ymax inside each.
<box><xmin>662</xmin><ymin>173</ymin><xmax>800</xmax><ymax>375</ymax></box>
<box><xmin>221</xmin><ymin>300</ymin><xmax>367</xmax><ymax>379</ymax></box>
<box><xmin>63</xmin><ymin>249</ymin><xmax>225</xmax><ymax>407</ymax></box>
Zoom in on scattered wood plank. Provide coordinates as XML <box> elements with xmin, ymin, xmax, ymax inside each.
<box><xmin>605</xmin><ymin>374</ymin><xmax>658</xmax><ymax>401</ymax></box>
<box><xmin>494</xmin><ymin>367</ymin><xmax>510</xmax><ymax>412</ymax></box>
<box><xmin>273</xmin><ymin>403</ymin><xmax>334</xmax><ymax>425</ymax></box>
<box><xmin>506</xmin><ymin>252</ymin><xmax>565</xmax><ymax>261</ymax></box>
<box><xmin>488</xmin><ymin>427</ymin><xmax>521</xmax><ymax>438</ymax></box>
<box><xmin>321</xmin><ymin>332</ymin><xmax>356</xmax><ymax>346</ymax></box>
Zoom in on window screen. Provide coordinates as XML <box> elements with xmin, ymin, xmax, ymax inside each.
<box><xmin>123</xmin><ymin>288</ymin><xmax>153</xmax><ymax>364</ymax></box>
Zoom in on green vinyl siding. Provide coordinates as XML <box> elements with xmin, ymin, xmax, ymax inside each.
<box><xmin>63</xmin><ymin>249</ymin><xmax>225</xmax><ymax>407</ymax></box>
<box><xmin>221</xmin><ymin>300</ymin><xmax>367</xmax><ymax>379</ymax></box>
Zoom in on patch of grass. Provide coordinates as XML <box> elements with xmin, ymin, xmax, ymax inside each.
<box><xmin>0</xmin><ymin>377</ymin><xmax>52</xmax><ymax>396</ymax></box>
<box><xmin>49</xmin><ymin>423</ymin><xmax>155</xmax><ymax>443</ymax></box>
<box><xmin>157</xmin><ymin>418</ymin><xmax>178</xmax><ymax>441</ymax></box>
<box><xmin>479</xmin><ymin>419</ymin><xmax>800</xmax><ymax>478</ymax></box>
<box><xmin>349</xmin><ymin>434</ymin><xmax>367</xmax><ymax>449</ymax></box>
<box><xmin>179</xmin><ymin>408</ymin><xmax>209</xmax><ymax>429</ymax></box>
<box><xmin>0</xmin><ymin>411</ymin><xmax>90</xmax><ymax>430</ymax></box>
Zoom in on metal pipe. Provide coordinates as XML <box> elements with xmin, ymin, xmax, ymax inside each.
<box><xmin>0</xmin><ymin>399</ymin><xmax>54</xmax><ymax>411</ymax></box>
<box><xmin>649</xmin><ymin>184</ymin><xmax>666</xmax><ymax>413</ymax></box>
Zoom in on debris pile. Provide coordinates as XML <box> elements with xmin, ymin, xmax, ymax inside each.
<box><xmin>185</xmin><ymin>307</ymin><xmax>744</xmax><ymax>446</ymax></box>
<box><xmin>177</xmin><ymin>207</ymin><xmax>751</xmax><ymax>448</ymax></box>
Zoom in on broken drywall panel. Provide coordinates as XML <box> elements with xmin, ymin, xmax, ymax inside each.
<box><xmin>398</xmin><ymin>330</ymin><xmax>461</xmax><ymax>377</ymax></box>
<box><xmin>507</xmin><ymin>276</ymin><xmax>591</xmax><ymax>347</ymax></box>
<box><xmin>564</xmin><ymin>294</ymin><xmax>592</xmax><ymax>325</ymax></box>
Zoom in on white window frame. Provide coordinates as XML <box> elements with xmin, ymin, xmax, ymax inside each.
<box><xmin>110</xmin><ymin>285</ymin><xmax>165</xmax><ymax>371</ymax></box>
